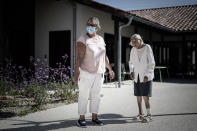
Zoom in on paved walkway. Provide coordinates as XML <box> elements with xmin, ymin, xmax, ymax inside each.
<box><xmin>1</xmin><ymin>80</ymin><xmax>197</xmax><ymax>131</ymax></box>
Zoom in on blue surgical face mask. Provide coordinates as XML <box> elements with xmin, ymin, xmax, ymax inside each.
<box><xmin>86</xmin><ymin>26</ymin><xmax>96</xmax><ymax>34</ymax></box>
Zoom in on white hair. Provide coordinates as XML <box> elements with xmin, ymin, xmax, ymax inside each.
<box><xmin>87</xmin><ymin>17</ymin><xmax>101</xmax><ymax>30</ymax></box>
<box><xmin>130</xmin><ymin>34</ymin><xmax>143</xmax><ymax>46</ymax></box>
<box><xmin>130</xmin><ymin>34</ymin><xmax>143</xmax><ymax>40</ymax></box>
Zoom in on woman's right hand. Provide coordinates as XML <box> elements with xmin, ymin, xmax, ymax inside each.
<box><xmin>109</xmin><ymin>70</ymin><xmax>115</xmax><ymax>80</ymax></box>
<box><xmin>130</xmin><ymin>72</ymin><xmax>135</xmax><ymax>80</ymax></box>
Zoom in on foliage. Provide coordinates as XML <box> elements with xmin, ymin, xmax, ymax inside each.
<box><xmin>0</xmin><ymin>54</ymin><xmax>78</xmax><ymax>112</ymax></box>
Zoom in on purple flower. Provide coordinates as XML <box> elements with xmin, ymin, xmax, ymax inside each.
<box><xmin>42</xmin><ymin>72</ymin><xmax>46</xmax><ymax>75</ymax></box>
<box><xmin>63</xmin><ymin>74</ymin><xmax>67</xmax><ymax>78</ymax></box>
<box><xmin>45</xmin><ymin>75</ymin><xmax>49</xmax><ymax>79</ymax></box>
<box><xmin>62</xmin><ymin>56</ymin><xmax>66</xmax><ymax>59</ymax></box>
<box><xmin>62</xmin><ymin>54</ymin><xmax>68</xmax><ymax>59</ymax></box>
<box><xmin>64</xmin><ymin>54</ymin><xmax>68</xmax><ymax>57</ymax></box>
<box><xmin>30</xmin><ymin>56</ymin><xmax>34</xmax><ymax>61</ymax></box>
<box><xmin>36</xmin><ymin>58</ymin><xmax>41</xmax><ymax>62</ymax></box>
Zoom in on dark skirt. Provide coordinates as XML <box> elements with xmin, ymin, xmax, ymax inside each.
<box><xmin>134</xmin><ymin>75</ymin><xmax>152</xmax><ymax>97</ymax></box>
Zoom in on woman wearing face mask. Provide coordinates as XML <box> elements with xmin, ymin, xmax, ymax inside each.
<box><xmin>129</xmin><ymin>34</ymin><xmax>155</xmax><ymax>123</ymax></box>
<box><xmin>74</xmin><ymin>17</ymin><xmax>114</xmax><ymax>127</ymax></box>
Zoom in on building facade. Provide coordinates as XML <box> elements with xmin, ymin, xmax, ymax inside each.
<box><xmin>0</xmin><ymin>0</ymin><xmax>196</xmax><ymax>79</ymax></box>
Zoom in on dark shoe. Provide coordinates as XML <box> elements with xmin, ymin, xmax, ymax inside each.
<box><xmin>92</xmin><ymin>118</ymin><xmax>104</xmax><ymax>126</ymax></box>
<box><xmin>77</xmin><ymin>119</ymin><xmax>87</xmax><ymax>128</ymax></box>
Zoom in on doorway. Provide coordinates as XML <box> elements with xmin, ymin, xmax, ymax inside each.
<box><xmin>49</xmin><ymin>30</ymin><xmax>71</xmax><ymax>68</ymax></box>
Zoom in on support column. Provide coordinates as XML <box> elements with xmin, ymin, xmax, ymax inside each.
<box><xmin>72</xmin><ymin>2</ymin><xmax>77</xmax><ymax>77</ymax></box>
<box><xmin>182</xmin><ymin>35</ymin><xmax>186</xmax><ymax>78</ymax></box>
<box><xmin>195</xmin><ymin>40</ymin><xmax>197</xmax><ymax>78</ymax></box>
<box><xmin>114</xmin><ymin>19</ymin><xmax>119</xmax><ymax>81</ymax></box>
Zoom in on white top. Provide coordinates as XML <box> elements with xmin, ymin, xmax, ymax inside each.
<box><xmin>129</xmin><ymin>44</ymin><xmax>155</xmax><ymax>82</ymax></box>
<box><xmin>77</xmin><ymin>34</ymin><xmax>106</xmax><ymax>74</ymax></box>
<box><xmin>137</xmin><ymin>46</ymin><xmax>146</xmax><ymax>62</ymax></box>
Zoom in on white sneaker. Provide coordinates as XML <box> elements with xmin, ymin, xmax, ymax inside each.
<box><xmin>132</xmin><ymin>114</ymin><xmax>144</xmax><ymax>121</ymax></box>
<box><xmin>142</xmin><ymin>114</ymin><xmax>152</xmax><ymax>123</ymax></box>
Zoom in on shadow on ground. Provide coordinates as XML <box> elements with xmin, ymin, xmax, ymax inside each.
<box><xmin>1</xmin><ymin>113</ymin><xmax>197</xmax><ymax>131</ymax></box>
<box><xmin>152</xmin><ymin>112</ymin><xmax>197</xmax><ymax>117</ymax></box>
<box><xmin>0</xmin><ymin>112</ymin><xmax>16</xmax><ymax>119</ymax></box>
<box><xmin>0</xmin><ymin>113</ymin><xmax>138</xmax><ymax>131</ymax></box>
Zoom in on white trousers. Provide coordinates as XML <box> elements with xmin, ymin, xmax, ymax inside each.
<box><xmin>78</xmin><ymin>69</ymin><xmax>104</xmax><ymax>115</ymax></box>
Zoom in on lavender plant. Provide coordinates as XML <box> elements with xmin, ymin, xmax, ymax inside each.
<box><xmin>0</xmin><ymin>54</ymin><xmax>77</xmax><ymax>108</ymax></box>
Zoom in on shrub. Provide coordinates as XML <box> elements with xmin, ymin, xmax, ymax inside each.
<box><xmin>0</xmin><ymin>54</ymin><xmax>78</xmax><ymax>109</ymax></box>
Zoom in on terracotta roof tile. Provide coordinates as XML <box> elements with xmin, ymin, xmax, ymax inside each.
<box><xmin>128</xmin><ymin>5</ymin><xmax>197</xmax><ymax>32</ymax></box>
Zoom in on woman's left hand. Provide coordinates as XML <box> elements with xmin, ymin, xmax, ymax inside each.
<box><xmin>144</xmin><ymin>76</ymin><xmax>148</xmax><ymax>82</ymax></box>
<box><xmin>109</xmin><ymin>70</ymin><xmax>115</xmax><ymax>80</ymax></box>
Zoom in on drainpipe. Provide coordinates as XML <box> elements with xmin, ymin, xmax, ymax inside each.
<box><xmin>118</xmin><ymin>16</ymin><xmax>133</xmax><ymax>88</ymax></box>
<box><xmin>72</xmin><ymin>1</ymin><xmax>77</xmax><ymax>77</ymax></box>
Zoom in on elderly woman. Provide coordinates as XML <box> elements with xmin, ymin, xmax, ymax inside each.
<box><xmin>74</xmin><ymin>17</ymin><xmax>114</xmax><ymax>127</ymax></box>
<box><xmin>129</xmin><ymin>34</ymin><xmax>155</xmax><ymax>123</ymax></box>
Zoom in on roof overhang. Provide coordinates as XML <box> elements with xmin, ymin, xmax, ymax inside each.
<box><xmin>72</xmin><ymin>0</ymin><xmax>197</xmax><ymax>33</ymax></box>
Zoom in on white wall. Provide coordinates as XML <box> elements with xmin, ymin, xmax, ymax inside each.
<box><xmin>36</xmin><ymin>0</ymin><xmax>130</xmax><ymax>69</ymax></box>
<box><xmin>76</xmin><ymin>4</ymin><xmax>135</xmax><ymax>39</ymax></box>
<box><xmin>76</xmin><ymin>3</ymin><xmax>114</xmax><ymax>39</ymax></box>
<box><xmin>122</xmin><ymin>25</ymin><xmax>135</xmax><ymax>38</ymax></box>
<box><xmin>35</xmin><ymin>0</ymin><xmax>73</xmax><ymax>65</ymax></box>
